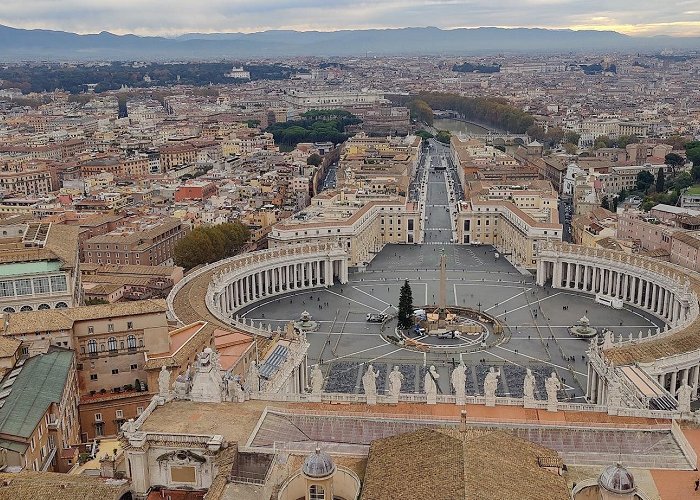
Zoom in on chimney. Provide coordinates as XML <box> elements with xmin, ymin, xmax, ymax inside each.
<box><xmin>460</xmin><ymin>410</ymin><xmax>467</xmax><ymax>433</ymax></box>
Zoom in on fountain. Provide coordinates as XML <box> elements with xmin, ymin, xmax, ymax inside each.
<box><xmin>293</xmin><ymin>310</ymin><xmax>320</xmax><ymax>333</ymax></box>
<box><xmin>569</xmin><ymin>315</ymin><xmax>598</xmax><ymax>338</ymax></box>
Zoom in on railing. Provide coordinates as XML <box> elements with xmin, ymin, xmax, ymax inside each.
<box><xmin>132</xmin><ymin>395</ymin><xmax>160</xmax><ymax>430</ymax></box>
<box><xmin>671</xmin><ymin>418</ymin><xmax>698</xmax><ymax>469</ymax></box>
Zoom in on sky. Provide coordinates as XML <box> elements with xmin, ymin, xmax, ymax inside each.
<box><xmin>1</xmin><ymin>0</ymin><xmax>699</xmax><ymax>37</ymax></box>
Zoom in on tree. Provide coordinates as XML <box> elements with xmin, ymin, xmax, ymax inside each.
<box><xmin>636</xmin><ymin>170</ymin><xmax>655</xmax><ymax>193</ymax></box>
<box><xmin>527</xmin><ymin>125</ymin><xmax>546</xmax><ymax>142</ymax></box>
<box><xmin>612</xmin><ymin>196</ymin><xmax>619</xmax><ymax>212</ymax></box>
<box><xmin>397</xmin><ymin>280</ymin><xmax>414</xmax><ymax>330</ymax></box>
<box><xmin>601</xmin><ymin>197</ymin><xmax>610</xmax><ymax>210</ymax></box>
<box><xmin>594</xmin><ymin>135</ymin><xmax>612</xmax><ymax>150</ymax></box>
<box><xmin>415</xmin><ymin>130</ymin><xmax>434</xmax><ymax>141</ymax></box>
<box><xmin>686</xmin><ymin>142</ymin><xmax>700</xmax><ymax>169</ymax></box>
<box><xmin>563</xmin><ymin>131</ymin><xmax>581</xmax><ymax>146</ymax></box>
<box><xmin>306</xmin><ymin>153</ymin><xmax>322</xmax><ymax>166</ymax></box>
<box><xmin>617</xmin><ymin>135</ymin><xmax>639</xmax><ymax>149</ymax></box>
<box><xmin>564</xmin><ymin>143</ymin><xmax>577</xmax><ymax>155</ymax></box>
<box><xmin>85</xmin><ymin>297</ymin><xmax>109</xmax><ymax>305</ymax></box>
<box><xmin>435</xmin><ymin>130</ymin><xmax>451</xmax><ymax>144</ymax></box>
<box><xmin>408</xmin><ymin>99</ymin><xmax>434</xmax><ymax>126</ymax></box>
<box><xmin>665</xmin><ymin>152</ymin><xmax>685</xmax><ymax>176</ymax></box>
<box><xmin>656</xmin><ymin>168</ymin><xmax>665</xmax><ymax>193</ymax></box>
<box><xmin>173</xmin><ymin>222</ymin><xmax>249</xmax><ymax>270</ymax></box>
<box><xmin>544</xmin><ymin>127</ymin><xmax>565</xmax><ymax>147</ymax></box>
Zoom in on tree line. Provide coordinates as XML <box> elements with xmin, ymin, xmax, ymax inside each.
<box><xmin>391</xmin><ymin>92</ymin><xmax>534</xmax><ymax>133</ymax></box>
<box><xmin>265</xmin><ymin>109</ymin><xmax>361</xmax><ymax>147</ymax></box>
<box><xmin>174</xmin><ymin>222</ymin><xmax>250</xmax><ymax>270</ymax></box>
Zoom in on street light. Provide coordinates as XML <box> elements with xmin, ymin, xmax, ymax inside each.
<box><xmin>477</xmin><ymin>302</ymin><xmax>482</xmax><ymax>313</ymax></box>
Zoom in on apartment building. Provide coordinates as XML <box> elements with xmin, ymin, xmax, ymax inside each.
<box><xmin>84</xmin><ymin>217</ymin><xmax>187</xmax><ymax>266</ymax></box>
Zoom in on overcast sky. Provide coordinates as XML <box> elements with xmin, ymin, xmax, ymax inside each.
<box><xmin>1</xmin><ymin>0</ymin><xmax>699</xmax><ymax>36</ymax></box>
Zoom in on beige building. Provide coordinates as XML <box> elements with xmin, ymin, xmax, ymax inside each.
<box><xmin>456</xmin><ymin>181</ymin><xmax>562</xmax><ymax>269</ymax></box>
<box><xmin>268</xmin><ymin>191</ymin><xmax>420</xmax><ymax>267</ymax></box>
<box><xmin>2</xmin><ymin>300</ymin><xmax>170</xmax><ymax>440</ymax></box>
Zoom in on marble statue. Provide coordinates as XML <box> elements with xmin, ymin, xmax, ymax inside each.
<box><xmin>523</xmin><ymin>368</ymin><xmax>536</xmax><ymax>408</ymax></box>
<box><xmin>172</xmin><ymin>366</ymin><xmax>191</xmax><ymax>399</ymax></box>
<box><xmin>245</xmin><ymin>362</ymin><xmax>261</xmax><ymax>393</ymax></box>
<box><xmin>451</xmin><ymin>362</ymin><xmax>467</xmax><ymax>404</ymax></box>
<box><xmin>190</xmin><ymin>347</ymin><xmax>225</xmax><ymax>403</ymax></box>
<box><xmin>388</xmin><ymin>366</ymin><xmax>404</xmax><ymax>401</ymax></box>
<box><xmin>484</xmin><ymin>367</ymin><xmax>500</xmax><ymax>400</ymax></box>
<box><xmin>363</xmin><ymin>364</ymin><xmax>379</xmax><ymax>404</ymax></box>
<box><xmin>676</xmin><ymin>382</ymin><xmax>694</xmax><ymax>413</ymax></box>
<box><xmin>224</xmin><ymin>373</ymin><xmax>245</xmax><ymax>402</ymax></box>
<box><xmin>158</xmin><ymin>365</ymin><xmax>170</xmax><ymax>398</ymax></box>
<box><xmin>425</xmin><ymin>365</ymin><xmax>440</xmax><ymax>404</ymax></box>
<box><xmin>310</xmin><ymin>365</ymin><xmax>324</xmax><ymax>395</ymax></box>
<box><xmin>121</xmin><ymin>418</ymin><xmax>136</xmax><ymax>435</ymax></box>
<box><xmin>545</xmin><ymin>371</ymin><xmax>561</xmax><ymax>412</ymax></box>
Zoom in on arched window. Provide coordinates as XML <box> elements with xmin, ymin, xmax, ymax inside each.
<box><xmin>107</xmin><ymin>337</ymin><xmax>117</xmax><ymax>352</ymax></box>
<box><xmin>55</xmin><ymin>302</ymin><xmax>68</xmax><ymax>309</ymax></box>
<box><xmin>19</xmin><ymin>305</ymin><xmax>33</xmax><ymax>312</ymax></box>
<box><xmin>3</xmin><ymin>307</ymin><xmax>15</xmax><ymax>313</ymax></box>
<box><xmin>38</xmin><ymin>304</ymin><xmax>50</xmax><ymax>310</ymax></box>
<box><xmin>309</xmin><ymin>485</ymin><xmax>325</xmax><ymax>500</ymax></box>
<box><xmin>127</xmin><ymin>335</ymin><xmax>137</xmax><ymax>350</ymax></box>
<box><xmin>87</xmin><ymin>340</ymin><xmax>97</xmax><ymax>353</ymax></box>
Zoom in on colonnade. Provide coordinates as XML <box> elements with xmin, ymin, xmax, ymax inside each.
<box><xmin>537</xmin><ymin>258</ymin><xmax>689</xmax><ymax>326</ymax></box>
<box><xmin>216</xmin><ymin>256</ymin><xmax>347</xmax><ymax>316</ymax></box>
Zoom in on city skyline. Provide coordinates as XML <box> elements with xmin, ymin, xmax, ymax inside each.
<box><xmin>1</xmin><ymin>0</ymin><xmax>699</xmax><ymax>37</ymax></box>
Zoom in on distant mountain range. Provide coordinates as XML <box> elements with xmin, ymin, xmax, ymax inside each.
<box><xmin>0</xmin><ymin>24</ymin><xmax>698</xmax><ymax>61</ymax></box>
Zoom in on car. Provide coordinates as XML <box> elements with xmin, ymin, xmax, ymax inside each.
<box><xmin>437</xmin><ymin>331</ymin><xmax>457</xmax><ymax>339</ymax></box>
<box><xmin>366</xmin><ymin>313</ymin><xmax>386</xmax><ymax>323</ymax></box>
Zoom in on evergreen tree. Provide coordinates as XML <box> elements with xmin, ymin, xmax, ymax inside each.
<box><xmin>601</xmin><ymin>197</ymin><xmax>610</xmax><ymax>210</ymax></box>
<box><xmin>397</xmin><ymin>280</ymin><xmax>414</xmax><ymax>330</ymax></box>
<box><xmin>656</xmin><ymin>168</ymin><xmax>665</xmax><ymax>193</ymax></box>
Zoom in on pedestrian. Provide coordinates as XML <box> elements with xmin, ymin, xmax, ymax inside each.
<box><xmin>695</xmin><ymin>479</ymin><xmax>699</xmax><ymax>491</ymax></box>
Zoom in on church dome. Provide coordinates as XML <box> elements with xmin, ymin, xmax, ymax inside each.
<box><xmin>599</xmin><ymin>463</ymin><xmax>636</xmax><ymax>493</ymax></box>
<box><xmin>302</xmin><ymin>447</ymin><xmax>336</xmax><ymax>478</ymax></box>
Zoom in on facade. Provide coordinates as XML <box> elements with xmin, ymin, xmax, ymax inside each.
<box><xmin>268</xmin><ymin>191</ymin><xmax>420</xmax><ymax>267</ymax></box>
<box><xmin>455</xmin><ymin>181</ymin><xmax>562</xmax><ymax>269</ymax></box>
<box><xmin>174</xmin><ymin>181</ymin><xmax>218</xmax><ymax>202</ymax></box>
<box><xmin>84</xmin><ymin>217</ymin><xmax>187</xmax><ymax>266</ymax></box>
<box><xmin>2</xmin><ymin>300</ymin><xmax>170</xmax><ymax>440</ymax></box>
<box><xmin>0</xmin><ymin>350</ymin><xmax>80</xmax><ymax>473</ymax></box>
<box><xmin>0</xmin><ymin>221</ymin><xmax>82</xmax><ymax>313</ymax></box>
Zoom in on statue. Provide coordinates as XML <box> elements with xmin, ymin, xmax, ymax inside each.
<box><xmin>484</xmin><ymin>367</ymin><xmax>500</xmax><ymax>405</ymax></box>
<box><xmin>190</xmin><ymin>347</ymin><xmax>225</xmax><ymax>403</ymax></box>
<box><xmin>172</xmin><ymin>366</ymin><xmax>191</xmax><ymax>399</ymax></box>
<box><xmin>523</xmin><ymin>368</ymin><xmax>536</xmax><ymax>408</ymax></box>
<box><xmin>121</xmin><ymin>418</ymin><xmax>136</xmax><ymax>435</ymax></box>
<box><xmin>196</xmin><ymin>347</ymin><xmax>213</xmax><ymax>370</ymax></box>
<box><xmin>676</xmin><ymin>382</ymin><xmax>694</xmax><ymax>413</ymax></box>
<box><xmin>545</xmin><ymin>372</ymin><xmax>561</xmax><ymax>412</ymax></box>
<box><xmin>158</xmin><ymin>365</ymin><xmax>170</xmax><ymax>398</ymax></box>
<box><xmin>362</xmin><ymin>364</ymin><xmax>379</xmax><ymax>404</ymax></box>
<box><xmin>451</xmin><ymin>362</ymin><xmax>467</xmax><ymax>404</ymax></box>
<box><xmin>388</xmin><ymin>366</ymin><xmax>404</xmax><ymax>401</ymax></box>
<box><xmin>425</xmin><ymin>365</ymin><xmax>440</xmax><ymax>404</ymax></box>
<box><xmin>224</xmin><ymin>373</ymin><xmax>245</xmax><ymax>402</ymax></box>
<box><xmin>310</xmin><ymin>365</ymin><xmax>324</xmax><ymax>397</ymax></box>
<box><xmin>245</xmin><ymin>362</ymin><xmax>261</xmax><ymax>393</ymax></box>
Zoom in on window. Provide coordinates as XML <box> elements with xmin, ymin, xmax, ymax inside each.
<box><xmin>309</xmin><ymin>485</ymin><xmax>325</xmax><ymax>500</ymax></box>
<box><xmin>127</xmin><ymin>335</ymin><xmax>137</xmax><ymax>350</ymax></box>
<box><xmin>127</xmin><ymin>321</ymin><xmax>133</xmax><ymax>330</ymax></box>
<box><xmin>95</xmin><ymin>422</ymin><xmax>104</xmax><ymax>436</ymax></box>
<box><xmin>87</xmin><ymin>339</ymin><xmax>97</xmax><ymax>353</ymax></box>
<box><xmin>107</xmin><ymin>337</ymin><xmax>117</xmax><ymax>352</ymax></box>
<box><xmin>111</xmin><ymin>369</ymin><xmax>119</xmax><ymax>375</ymax></box>
<box><xmin>136</xmin><ymin>407</ymin><xmax>144</xmax><ymax>415</ymax></box>
<box><xmin>94</xmin><ymin>413</ymin><xmax>103</xmax><ymax>422</ymax></box>
<box><xmin>33</xmin><ymin>277</ymin><xmax>50</xmax><ymax>294</ymax></box>
<box><xmin>115</xmin><ymin>409</ymin><xmax>123</xmax><ymax>418</ymax></box>
<box><xmin>88</xmin><ymin>326</ymin><xmax>94</xmax><ymax>334</ymax></box>
<box><xmin>130</xmin><ymin>364</ymin><xmax>138</xmax><ymax>370</ymax></box>
<box><xmin>107</xmin><ymin>323</ymin><xmax>114</xmax><ymax>333</ymax></box>
<box><xmin>50</xmin><ymin>275</ymin><xmax>67</xmax><ymax>292</ymax></box>
<box><xmin>0</xmin><ymin>281</ymin><xmax>14</xmax><ymax>297</ymax></box>
<box><xmin>30</xmin><ymin>437</ymin><xmax>35</xmax><ymax>451</ymax></box>
<box><xmin>90</xmin><ymin>374</ymin><xmax>98</xmax><ymax>381</ymax></box>
<box><xmin>15</xmin><ymin>279</ymin><xmax>32</xmax><ymax>296</ymax></box>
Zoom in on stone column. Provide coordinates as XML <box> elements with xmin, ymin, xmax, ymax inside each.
<box><xmin>693</xmin><ymin>366</ymin><xmax>700</xmax><ymax>398</ymax></box>
<box><xmin>126</xmin><ymin>447</ymin><xmax>150</xmax><ymax>496</ymax></box>
<box><xmin>670</xmin><ymin>370</ymin><xmax>677</xmax><ymax>393</ymax></box>
<box><xmin>565</xmin><ymin>262</ymin><xmax>572</xmax><ymax>288</ymax></box>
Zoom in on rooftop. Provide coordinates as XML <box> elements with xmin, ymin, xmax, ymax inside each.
<box><xmin>0</xmin><ymin>471</ymin><xmax>129</xmax><ymax>500</ymax></box>
<box><xmin>0</xmin><ymin>350</ymin><xmax>73</xmax><ymax>439</ymax></box>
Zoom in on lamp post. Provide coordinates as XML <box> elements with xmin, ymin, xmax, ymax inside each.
<box><xmin>477</xmin><ymin>302</ymin><xmax>482</xmax><ymax>313</ymax></box>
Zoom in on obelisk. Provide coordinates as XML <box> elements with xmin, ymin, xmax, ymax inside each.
<box><xmin>438</xmin><ymin>247</ymin><xmax>447</xmax><ymax>321</ymax></box>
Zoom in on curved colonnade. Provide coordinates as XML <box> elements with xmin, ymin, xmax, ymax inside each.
<box><xmin>168</xmin><ymin>243</ymin><xmax>349</xmax><ymax>338</ymax></box>
<box><xmin>537</xmin><ymin>242</ymin><xmax>700</xmax><ymax>405</ymax></box>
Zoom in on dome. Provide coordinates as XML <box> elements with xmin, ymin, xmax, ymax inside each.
<box><xmin>599</xmin><ymin>463</ymin><xmax>636</xmax><ymax>493</ymax></box>
<box><xmin>302</xmin><ymin>447</ymin><xmax>335</xmax><ymax>478</ymax></box>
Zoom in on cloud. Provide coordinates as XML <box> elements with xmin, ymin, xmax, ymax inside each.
<box><xmin>0</xmin><ymin>0</ymin><xmax>697</xmax><ymax>36</ymax></box>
